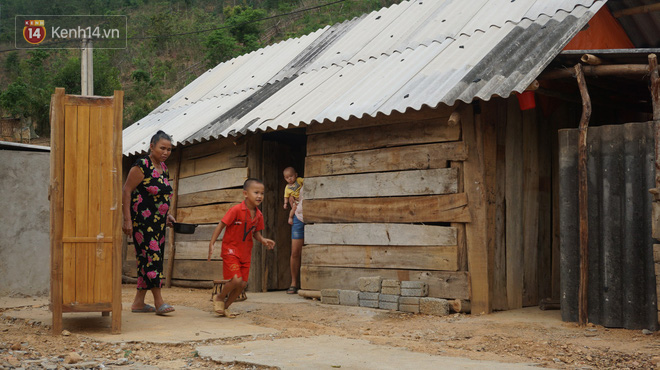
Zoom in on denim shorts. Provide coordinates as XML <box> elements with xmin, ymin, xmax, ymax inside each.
<box><xmin>291</xmin><ymin>216</ymin><xmax>304</xmax><ymax>240</ymax></box>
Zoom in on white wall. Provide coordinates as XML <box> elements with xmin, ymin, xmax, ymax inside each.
<box><xmin>0</xmin><ymin>150</ymin><xmax>50</xmax><ymax>297</ymax></box>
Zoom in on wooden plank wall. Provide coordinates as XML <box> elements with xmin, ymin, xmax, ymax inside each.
<box><xmin>123</xmin><ymin>138</ymin><xmax>248</xmax><ymax>287</ymax></box>
<box><xmin>302</xmin><ymin>106</ymin><xmax>470</xmax><ymax>300</ymax></box>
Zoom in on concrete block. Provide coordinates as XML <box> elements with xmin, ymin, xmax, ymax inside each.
<box><xmin>321</xmin><ymin>289</ymin><xmax>339</xmax><ymax>298</ymax></box>
<box><xmin>382</xmin><ymin>279</ymin><xmax>400</xmax><ymax>287</ymax></box>
<box><xmin>358</xmin><ymin>277</ymin><xmax>383</xmax><ymax>292</ymax></box>
<box><xmin>399</xmin><ymin>304</ymin><xmax>420</xmax><ymax>313</ymax></box>
<box><xmin>399</xmin><ymin>297</ymin><xmax>420</xmax><ymax>305</ymax></box>
<box><xmin>339</xmin><ymin>290</ymin><xmax>359</xmax><ymax>306</ymax></box>
<box><xmin>401</xmin><ymin>281</ymin><xmax>428</xmax><ymax>289</ymax></box>
<box><xmin>381</xmin><ymin>287</ymin><xmax>401</xmax><ymax>295</ymax></box>
<box><xmin>379</xmin><ymin>301</ymin><xmax>399</xmax><ymax>310</ymax></box>
<box><xmin>358</xmin><ymin>292</ymin><xmax>379</xmax><ymax>301</ymax></box>
<box><xmin>379</xmin><ymin>294</ymin><xmax>399</xmax><ymax>303</ymax></box>
<box><xmin>420</xmin><ymin>298</ymin><xmax>450</xmax><ymax>316</ymax></box>
<box><xmin>401</xmin><ymin>288</ymin><xmax>428</xmax><ymax>297</ymax></box>
<box><xmin>321</xmin><ymin>296</ymin><xmax>339</xmax><ymax>305</ymax></box>
<box><xmin>359</xmin><ymin>300</ymin><xmax>379</xmax><ymax>308</ymax></box>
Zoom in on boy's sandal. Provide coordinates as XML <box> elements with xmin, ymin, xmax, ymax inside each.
<box><xmin>131</xmin><ymin>304</ymin><xmax>156</xmax><ymax>313</ymax></box>
<box><xmin>222</xmin><ymin>308</ymin><xmax>237</xmax><ymax>318</ymax></box>
<box><xmin>213</xmin><ymin>300</ymin><xmax>225</xmax><ymax>315</ymax></box>
<box><xmin>286</xmin><ymin>286</ymin><xmax>299</xmax><ymax>294</ymax></box>
<box><xmin>155</xmin><ymin>303</ymin><xmax>175</xmax><ymax>316</ymax></box>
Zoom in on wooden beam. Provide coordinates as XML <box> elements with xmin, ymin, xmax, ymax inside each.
<box><xmin>175</xmin><ymin>241</ymin><xmax>222</xmax><ymax>260</ymax></box>
<box><xmin>182</xmin><ymin>137</ymin><xmax>245</xmax><ymax>160</ymax></box>
<box><xmin>307</xmin><ymin>119</ymin><xmax>461</xmax><ymax>156</ymax></box>
<box><xmin>649</xmin><ymin>55</ymin><xmax>660</xmax><ymax>188</ymax></box>
<box><xmin>581</xmin><ymin>54</ymin><xmax>602</xmax><ymax>66</ymax></box>
<box><xmin>305</xmin><ymin>142</ymin><xmax>464</xmax><ymax>177</ymax></box>
<box><xmin>303</xmin><ymin>193</ymin><xmax>471</xmax><ymax>224</ymax></box>
<box><xmin>179</xmin><ymin>149</ymin><xmax>247</xmax><ymax>179</ymax></box>
<box><xmin>165</xmin><ymin>149</ymin><xmax>182</xmax><ymax>288</ymax></box>
<box><xmin>522</xmin><ymin>109</ymin><xmax>539</xmax><ymax>307</ymax></box>
<box><xmin>301</xmin><ymin>266</ymin><xmax>469</xmax><ymax>300</ymax></box>
<box><xmin>175</xmin><ymin>225</ymin><xmax>224</xmax><ymax>242</ymax></box>
<box><xmin>539</xmin><ymin>64</ymin><xmax>650</xmax><ymax>80</ymax></box>
<box><xmin>462</xmin><ymin>103</ymin><xmax>492</xmax><ymax>314</ymax></box>
<box><xmin>304</xmin><ymin>168</ymin><xmax>458</xmax><ymax>199</ymax></box>
<box><xmin>575</xmin><ymin>64</ymin><xmax>592</xmax><ymax>326</ymax></box>
<box><xmin>111</xmin><ymin>90</ymin><xmax>124</xmax><ymax>334</ymax></box>
<box><xmin>306</xmin><ymin>104</ymin><xmax>455</xmax><ymax>134</ymax></box>
<box><xmin>50</xmin><ymin>88</ymin><xmax>66</xmax><ymax>335</ymax></box>
<box><xmin>613</xmin><ymin>3</ymin><xmax>660</xmax><ymax>18</ymax></box>
<box><xmin>302</xmin><ymin>245</ymin><xmax>459</xmax><ymax>271</ymax></box>
<box><xmin>177</xmin><ymin>167</ymin><xmax>248</xmax><ymax>195</ymax></box>
<box><xmin>305</xmin><ymin>223</ymin><xmax>456</xmax><ymax>246</ymax></box>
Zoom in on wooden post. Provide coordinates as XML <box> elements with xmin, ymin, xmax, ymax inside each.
<box><xmin>165</xmin><ymin>149</ymin><xmax>182</xmax><ymax>288</ymax></box>
<box><xmin>649</xmin><ymin>55</ymin><xmax>660</xmax><ymax>188</ymax></box>
<box><xmin>50</xmin><ymin>88</ymin><xmax>66</xmax><ymax>335</ymax></box>
<box><xmin>574</xmin><ymin>64</ymin><xmax>591</xmax><ymax>326</ymax></box>
<box><xmin>111</xmin><ymin>90</ymin><xmax>124</xmax><ymax>334</ymax></box>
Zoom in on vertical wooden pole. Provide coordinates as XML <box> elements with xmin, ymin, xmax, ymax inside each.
<box><xmin>649</xmin><ymin>55</ymin><xmax>660</xmax><ymax>187</ymax></box>
<box><xmin>574</xmin><ymin>64</ymin><xmax>591</xmax><ymax>326</ymax></box>
<box><xmin>50</xmin><ymin>88</ymin><xmax>66</xmax><ymax>335</ymax></box>
<box><xmin>165</xmin><ymin>149</ymin><xmax>182</xmax><ymax>288</ymax></box>
<box><xmin>112</xmin><ymin>90</ymin><xmax>124</xmax><ymax>334</ymax></box>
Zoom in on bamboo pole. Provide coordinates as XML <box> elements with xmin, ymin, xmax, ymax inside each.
<box><xmin>574</xmin><ymin>64</ymin><xmax>591</xmax><ymax>326</ymax></box>
<box><xmin>539</xmin><ymin>64</ymin><xmax>649</xmax><ymax>80</ymax></box>
<box><xmin>581</xmin><ymin>54</ymin><xmax>602</xmax><ymax>66</ymax></box>
<box><xmin>613</xmin><ymin>3</ymin><xmax>660</xmax><ymax>18</ymax></box>
<box><xmin>165</xmin><ymin>149</ymin><xmax>182</xmax><ymax>288</ymax></box>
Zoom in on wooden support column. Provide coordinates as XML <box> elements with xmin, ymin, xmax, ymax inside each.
<box><xmin>247</xmin><ymin>134</ymin><xmax>265</xmax><ymax>292</ymax></box>
<box><xmin>50</xmin><ymin>88</ymin><xmax>66</xmax><ymax>335</ymax></box>
<box><xmin>649</xmin><ymin>55</ymin><xmax>660</xmax><ymax>187</ymax></box>
<box><xmin>111</xmin><ymin>90</ymin><xmax>124</xmax><ymax>334</ymax></box>
<box><xmin>462</xmin><ymin>103</ymin><xmax>492</xmax><ymax>314</ymax></box>
<box><xmin>574</xmin><ymin>64</ymin><xmax>592</xmax><ymax>326</ymax></box>
<box><xmin>165</xmin><ymin>149</ymin><xmax>182</xmax><ymax>288</ymax></box>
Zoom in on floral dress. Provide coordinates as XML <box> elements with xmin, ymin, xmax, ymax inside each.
<box><xmin>130</xmin><ymin>156</ymin><xmax>172</xmax><ymax>290</ymax></box>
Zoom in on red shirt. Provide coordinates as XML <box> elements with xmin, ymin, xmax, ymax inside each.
<box><xmin>221</xmin><ymin>201</ymin><xmax>264</xmax><ymax>262</ymax></box>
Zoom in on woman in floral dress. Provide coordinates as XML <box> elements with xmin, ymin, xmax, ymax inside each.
<box><xmin>122</xmin><ymin>130</ymin><xmax>176</xmax><ymax>315</ymax></box>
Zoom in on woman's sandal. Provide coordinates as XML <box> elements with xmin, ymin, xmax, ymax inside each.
<box><xmin>286</xmin><ymin>286</ymin><xmax>299</xmax><ymax>294</ymax></box>
<box><xmin>155</xmin><ymin>303</ymin><xmax>175</xmax><ymax>316</ymax></box>
<box><xmin>131</xmin><ymin>304</ymin><xmax>156</xmax><ymax>313</ymax></box>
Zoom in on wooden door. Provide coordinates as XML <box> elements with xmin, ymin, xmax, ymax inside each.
<box><xmin>50</xmin><ymin>88</ymin><xmax>123</xmax><ymax>334</ymax></box>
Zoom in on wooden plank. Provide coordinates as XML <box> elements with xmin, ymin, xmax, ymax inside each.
<box><xmin>98</xmin><ymin>105</ymin><xmax>114</xmax><ymax>303</ymax></box>
<box><xmin>172</xmin><ymin>260</ymin><xmax>223</xmax><ymax>281</ymax></box>
<box><xmin>462</xmin><ymin>103</ymin><xmax>492</xmax><ymax>314</ymax></box>
<box><xmin>450</xmin><ymin>160</ymin><xmax>468</xmax><ymax>271</ymax></box>
<box><xmin>177</xmin><ymin>167</ymin><xmax>248</xmax><ymax>195</ymax></box>
<box><xmin>301</xmin><ymin>266</ymin><xmax>469</xmax><ymax>300</ymax></box>
<box><xmin>246</xmin><ymin>134</ymin><xmax>265</xmax><ymax>292</ymax></box>
<box><xmin>176</xmin><ymin>203</ymin><xmax>238</xmax><ymax>224</ymax></box>
<box><xmin>303</xmin><ymin>193</ymin><xmax>471</xmax><ymax>223</ymax></box>
<box><xmin>111</xmin><ymin>90</ymin><xmax>124</xmax><ymax>333</ymax></box>
<box><xmin>50</xmin><ymin>88</ymin><xmax>66</xmax><ymax>335</ymax></box>
<box><xmin>537</xmin><ymin>106</ymin><xmax>553</xmax><ymax>302</ymax></box>
<box><xmin>182</xmin><ymin>137</ymin><xmax>245</xmax><ymax>160</ymax></box>
<box><xmin>175</xmin><ymin>225</ymin><xmax>225</xmax><ymax>242</ymax></box>
<box><xmin>175</xmin><ymin>241</ymin><xmax>222</xmax><ymax>260</ymax></box>
<box><xmin>491</xmin><ymin>99</ymin><xmax>508</xmax><ymax>311</ymax></box>
<box><xmin>304</xmin><ymin>168</ymin><xmax>458</xmax><ymax>200</ymax></box>
<box><xmin>306</xmin><ymin>104</ymin><xmax>455</xmax><ymax>134</ymax></box>
<box><xmin>165</xmin><ymin>149</ymin><xmax>181</xmax><ymax>288</ymax></box>
<box><xmin>522</xmin><ymin>109</ymin><xmax>539</xmax><ymax>307</ymax></box>
<box><xmin>75</xmin><ymin>104</ymin><xmax>91</xmax><ymax>304</ymax></box>
<box><xmin>505</xmin><ymin>98</ymin><xmax>524</xmax><ymax>310</ymax></box>
<box><xmin>304</xmin><ymin>142</ymin><xmax>464</xmax><ymax>177</ymax></box>
<box><xmin>305</xmin><ymin>223</ymin><xmax>456</xmax><ymax>246</ymax></box>
<box><xmin>88</xmin><ymin>106</ymin><xmax>102</xmax><ymax>302</ymax></box>
<box><xmin>179</xmin><ymin>148</ymin><xmax>247</xmax><ymax>178</ymax></box>
<box><xmin>65</xmin><ymin>95</ymin><xmax>113</xmax><ymax>106</ymax></box>
<box><xmin>302</xmin><ymin>245</ymin><xmax>458</xmax><ymax>271</ymax></box>
<box><xmin>307</xmin><ymin>119</ymin><xmax>461</xmax><ymax>156</ymax></box>
<box><xmin>177</xmin><ymin>188</ymin><xmax>244</xmax><ymax>208</ymax></box>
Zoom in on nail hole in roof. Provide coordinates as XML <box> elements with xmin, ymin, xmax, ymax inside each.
<box><xmin>442</xmin><ymin>19</ymin><xmax>446</xmax><ymax>22</ymax></box>
<box><xmin>336</xmin><ymin>52</ymin><xmax>340</xmax><ymax>54</ymax></box>
<box><xmin>401</xmin><ymin>59</ymin><xmax>405</xmax><ymax>62</ymax></box>
<box><xmin>376</xmin><ymin>16</ymin><xmax>381</xmax><ymax>20</ymax></box>
<box><xmin>300</xmin><ymin>83</ymin><xmax>304</xmax><ymax>86</ymax></box>
<box><xmin>404</xmin><ymin>94</ymin><xmax>409</xmax><ymax>99</ymax></box>
<box><xmin>473</xmin><ymin>78</ymin><xmax>481</xmax><ymax>83</ymax></box>
<box><xmin>390</xmin><ymin>35</ymin><xmax>394</xmax><ymax>38</ymax></box>
<box><xmin>292</xmin><ymin>112</ymin><xmax>296</xmax><ymax>115</ymax></box>
<box><xmin>459</xmin><ymin>45</ymin><xmax>464</xmax><ymax>49</ymax></box>
<box><xmin>339</xmin><ymin>74</ymin><xmax>343</xmax><ymax>77</ymax></box>
<box><xmin>350</xmin><ymin>102</ymin><xmax>354</xmax><ymax>106</ymax></box>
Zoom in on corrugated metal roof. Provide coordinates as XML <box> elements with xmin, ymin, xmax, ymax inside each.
<box><xmin>0</xmin><ymin>140</ymin><xmax>50</xmax><ymax>152</ymax></box>
<box><xmin>123</xmin><ymin>0</ymin><xmax>605</xmax><ymax>155</ymax></box>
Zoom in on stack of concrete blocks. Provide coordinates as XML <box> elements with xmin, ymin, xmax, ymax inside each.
<box><xmin>398</xmin><ymin>281</ymin><xmax>428</xmax><ymax>313</ymax></box>
<box><xmin>358</xmin><ymin>276</ymin><xmax>382</xmax><ymax>308</ymax></box>
<box><xmin>320</xmin><ymin>289</ymin><xmax>339</xmax><ymax>305</ymax></box>
<box><xmin>379</xmin><ymin>280</ymin><xmax>401</xmax><ymax>310</ymax></box>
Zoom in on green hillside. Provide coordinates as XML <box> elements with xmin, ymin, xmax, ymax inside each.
<box><xmin>0</xmin><ymin>0</ymin><xmax>400</xmax><ymax>138</ymax></box>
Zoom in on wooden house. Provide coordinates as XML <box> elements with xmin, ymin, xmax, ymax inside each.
<box><xmin>122</xmin><ymin>0</ymin><xmax>660</xmax><ymax>323</ymax></box>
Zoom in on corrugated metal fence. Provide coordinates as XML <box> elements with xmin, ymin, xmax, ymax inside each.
<box><xmin>559</xmin><ymin>121</ymin><xmax>658</xmax><ymax>330</ymax></box>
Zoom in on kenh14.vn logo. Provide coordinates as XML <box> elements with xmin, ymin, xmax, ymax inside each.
<box><xmin>24</xmin><ymin>20</ymin><xmax>46</xmax><ymax>44</ymax></box>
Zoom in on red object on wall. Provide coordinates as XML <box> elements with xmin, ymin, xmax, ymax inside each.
<box><xmin>564</xmin><ymin>6</ymin><xmax>634</xmax><ymax>50</ymax></box>
<box><xmin>516</xmin><ymin>91</ymin><xmax>536</xmax><ymax>110</ymax></box>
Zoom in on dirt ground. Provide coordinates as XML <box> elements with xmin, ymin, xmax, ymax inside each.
<box><xmin>1</xmin><ymin>285</ymin><xmax>659</xmax><ymax>369</ymax></box>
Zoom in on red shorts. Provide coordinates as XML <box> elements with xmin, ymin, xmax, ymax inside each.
<box><xmin>222</xmin><ymin>254</ymin><xmax>250</xmax><ymax>282</ymax></box>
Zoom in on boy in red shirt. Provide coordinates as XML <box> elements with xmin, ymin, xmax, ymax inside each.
<box><xmin>208</xmin><ymin>178</ymin><xmax>275</xmax><ymax>317</ymax></box>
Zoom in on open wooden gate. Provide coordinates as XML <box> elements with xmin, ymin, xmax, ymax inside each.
<box><xmin>50</xmin><ymin>88</ymin><xmax>124</xmax><ymax>334</ymax></box>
